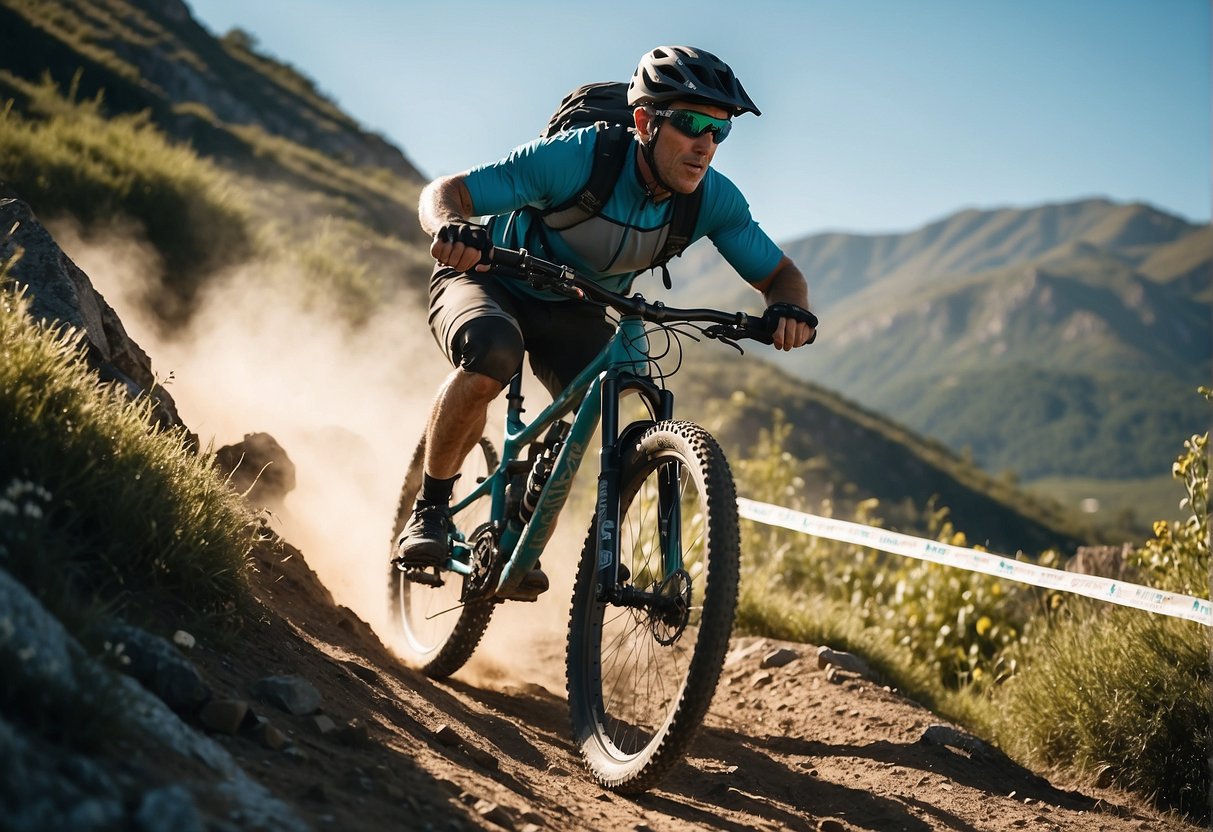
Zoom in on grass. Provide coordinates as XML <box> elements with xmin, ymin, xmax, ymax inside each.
<box><xmin>993</xmin><ymin>603</ymin><xmax>1210</xmax><ymax>818</ymax></box>
<box><xmin>0</xmin><ymin>277</ymin><xmax>257</xmax><ymax>630</ymax></box>
<box><xmin>731</xmin><ymin>409</ymin><xmax>1211</xmax><ymax>823</ymax></box>
<box><xmin>0</xmin><ymin>72</ymin><xmax>253</xmax><ymax>322</ymax></box>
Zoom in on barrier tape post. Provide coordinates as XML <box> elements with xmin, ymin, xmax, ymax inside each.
<box><xmin>736</xmin><ymin>497</ymin><xmax>1212</xmax><ymax>627</ymax></box>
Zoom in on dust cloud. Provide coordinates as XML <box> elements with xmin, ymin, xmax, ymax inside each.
<box><xmin>58</xmin><ymin>222</ymin><xmax>593</xmax><ymax>693</ymax></box>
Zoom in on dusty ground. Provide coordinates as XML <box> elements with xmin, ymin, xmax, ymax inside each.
<box><xmin>181</xmin><ymin>533</ymin><xmax>1203</xmax><ymax>832</ymax></box>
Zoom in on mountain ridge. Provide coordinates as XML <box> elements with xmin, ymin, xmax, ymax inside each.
<box><xmin>670</xmin><ymin>197</ymin><xmax>1209</xmax><ymax>488</ymax></box>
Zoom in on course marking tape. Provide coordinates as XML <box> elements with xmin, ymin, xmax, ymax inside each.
<box><xmin>736</xmin><ymin>498</ymin><xmax>1212</xmax><ymax>627</ymax></box>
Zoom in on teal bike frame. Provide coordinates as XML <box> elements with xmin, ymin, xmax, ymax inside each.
<box><xmin>443</xmin><ymin>313</ymin><xmax>672</xmax><ymax>601</ymax></box>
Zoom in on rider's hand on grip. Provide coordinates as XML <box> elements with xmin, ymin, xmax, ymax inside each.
<box><xmin>762</xmin><ymin>302</ymin><xmax>818</xmax><ymax>349</ymax></box>
<box><xmin>433</xmin><ymin>221</ymin><xmax>493</xmax><ymax>272</ymax></box>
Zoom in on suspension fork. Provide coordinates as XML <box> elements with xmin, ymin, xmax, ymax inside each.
<box><xmin>595</xmin><ymin>373</ymin><xmax>673</xmax><ymax>602</ymax></box>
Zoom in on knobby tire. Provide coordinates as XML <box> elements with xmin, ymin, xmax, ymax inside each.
<box><xmin>387</xmin><ymin>434</ymin><xmax>498</xmax><ymax>678</ymax></box>
<box><xmin>565</xmin><ymin>420</ymin><xmax>741</xmax><ymax>792</ymax></box>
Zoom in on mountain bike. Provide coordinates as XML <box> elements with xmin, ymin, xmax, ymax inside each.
<box><xmin>387</xmin><ymin>247</ymin><xmax>786</xmax><ymax>792</ymax></box>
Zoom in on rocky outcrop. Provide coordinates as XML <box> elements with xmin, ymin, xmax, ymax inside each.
<box><xmin>214</xmin><ymin>432</ymin><xmax>297</xmax><ymax>510</ymax></box>
<box><xmin>0</xmin><ymin>568</ymin><xmax>308</xmax><ymax>832</ymax></box>
<box><xmin>0</xmin><ymin>196</ymin><xmax>186</xmax><ymax>430</ymax></box>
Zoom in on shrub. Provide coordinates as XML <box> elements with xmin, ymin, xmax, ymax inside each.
<box><xmin>0</xmin><ymin>72</ymin><xmax>253</xmax><ymax>322</ymax></box>
<box><xmin>0</xmin><ymin>277</ymin><xmax>256</xmax><ymax>629</ymax></box>
<box><xmin>993</xmin><ymin>393</ymin><xmax>1211</xmax><ymax>821</ymax></box>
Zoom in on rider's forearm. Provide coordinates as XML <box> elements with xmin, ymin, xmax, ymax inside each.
<box><xmin>754</xmin><ymin>256</ymin><xmax>811</xmax><ymax>309</ymax></box>
<box><xmin>418</xmin><ymin>174</ymin><xmax>477</xmax><ymax>237</ymax></box>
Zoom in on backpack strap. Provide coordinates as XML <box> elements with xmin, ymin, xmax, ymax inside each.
<box><xmin>540</xmin><ymin>123</ymin><xmax>632</xmax><ymax>231</ymax></box>
<box><xmin>650</xmin><ymin>184</ymin><xmax>704</xmax><ymax>289</ymax></box>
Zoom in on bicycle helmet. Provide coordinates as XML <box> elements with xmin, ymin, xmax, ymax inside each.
<box><xmin>627</xmin><ymin>46</ymin><xmax>761</xmax><ymax>117</ymax></box>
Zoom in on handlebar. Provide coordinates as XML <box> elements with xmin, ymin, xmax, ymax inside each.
<box><xmin>486</xmin><ymin>247</ymin><xmax>777</xmax><ymax>347</ymax></box>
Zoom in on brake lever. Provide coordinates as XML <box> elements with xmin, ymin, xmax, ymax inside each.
<box><xmin>702</xmin><ymin>325</ymin><xmax>746</xmax><ymax>355</ymax></box>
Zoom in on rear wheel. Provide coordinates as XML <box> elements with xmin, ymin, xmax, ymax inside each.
<box><xmin>566</xmin><ymin>420</ymin><xmax>740</xmax><ymax>792</ymax></box>
<box><xmin>387</xmin><ymin>434</ymin><xmax>498</xmax><ymax>678</ymax></box>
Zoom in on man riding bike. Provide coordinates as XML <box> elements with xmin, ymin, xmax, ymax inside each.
<box><xmin>397</xmin><ymin>45</ymin><xmax>817</xmax><ymax>594</ymax></box>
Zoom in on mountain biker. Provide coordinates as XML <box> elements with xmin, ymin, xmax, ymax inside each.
<box><xmin>396</xmin><ymin>46</ymin><xmax>817</xmax><ymax>594</ymax></box>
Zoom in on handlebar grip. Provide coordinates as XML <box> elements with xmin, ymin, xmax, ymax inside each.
<box><xmin>746</xmin><ymin>315</ymin><xmax>775</xmax><ymax>345</ymax></box>
<box><xmin>488</xmin><ymin>247</ymin><xmax>525</xmax><ymax>269</ymax></box>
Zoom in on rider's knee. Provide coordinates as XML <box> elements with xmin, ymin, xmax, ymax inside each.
<box><xmin>453</xmin><ymin>316</ymin><xmax>523</xmax><ymax>386</ymax></box>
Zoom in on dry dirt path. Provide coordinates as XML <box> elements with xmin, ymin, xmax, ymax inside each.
<box><xmin>187</xmin><ymin>535</ymin><xmax>1200</xmax><ymax>832</ymax></box>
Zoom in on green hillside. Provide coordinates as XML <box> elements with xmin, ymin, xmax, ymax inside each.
<box><xmin>0</xmin><ymin>0</ymin><xmax>433</xmax><ymax>324</ymax></box>
<box><xmin>670</xmin><ymin>199</ymin><xmax>1210</xmax><ymax>494</ymax></box>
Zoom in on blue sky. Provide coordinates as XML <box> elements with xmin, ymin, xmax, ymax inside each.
<box><xmin>186</xmin><ymin>0</ymin><xmax>1210</xmax><ymax>242</ymax></box>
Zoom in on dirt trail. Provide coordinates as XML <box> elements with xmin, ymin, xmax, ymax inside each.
<box><xmin>186</xmin><ymin>533</ymin><xmax>1200</xmax><ymax>832</ymax></box>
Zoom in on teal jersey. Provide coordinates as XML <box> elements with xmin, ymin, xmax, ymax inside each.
<box><xmin>463</xmin><ymin>126</ymin><xmax>783</xmax><ymax>297</ymax></box>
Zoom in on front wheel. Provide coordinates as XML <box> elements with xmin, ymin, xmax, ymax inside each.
<box><xmin>387</xmin><ymin>434</ymin><xmax>498</xmax><ymax>678</ymax></box>
<box><xmin>566</xmin><ymin>420</ymin><xmax>740</xmax><ymax>792</ymax></box>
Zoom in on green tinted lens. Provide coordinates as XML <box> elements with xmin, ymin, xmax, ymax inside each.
<box><xmin>668</xmin><ymin>110</ymin><xmax>732</xmax><ymax>143</ymax></box>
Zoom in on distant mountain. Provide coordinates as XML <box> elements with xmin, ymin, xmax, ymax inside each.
<box><xmin>669</xmin><ymin>199</ymin><xmax>1210</xmax><ymax>482</ymax></box>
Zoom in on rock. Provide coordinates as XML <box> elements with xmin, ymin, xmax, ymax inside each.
<box><xmin>0</xmin><ymin>571</ymin><xmax>306</xmax><ymax>830</ymax></box>
<box><xmin>134</xmin><ymin>785</ymin><xmax>206</xmax><ymax>832</ymax></box>
<box><xmin>825</xmin><ymin>666</ymin><xmax>850</xmax><ymax>685</ymax></box>
<box><xmin>816</xmin><ymin>646</ymin><xmax>874</xmax><ymax>679</ymax></box>
<box><xmin>760</xmin><ymin>647</ymin><xmax>800</xmax><ymax>668</ymax></box>
<box><xmin>254</xmin><ymin>674</ymin><xmax>321</xmax><ymax>715</ymax></box>
<box><xmin>198</xmin><ymin>700</ymin><xmax>250</xmax><ymax>735</ymax></box>
<box><xmin>214</xmin><ymin>433</ymin><xmax>297</xmax><ymax>508</ymax></box>
<box><xmin>818</xmin><ymin>819</ymin><xmax>848</xmax><ymax>832</ymax></box>
<box><xmin>434</xmin><ymin>724</ymin><xmax>462</xmax><ymax>747</ymax></box>
<box><xmin>104</xmin><ymin>623</ymin><xmax>210</xmax><ymax>714</ymax></box>
<box><xmin>336</xmin><ymin>718</ymin><xmax>370</xmax><ymax>748</ymax></box>
<box><xmin>172</xmin><ymin>630</ymin><xmax>196</xmax><ymax>650</ymax></box>
<box><xmin>246</xmin><ymin>717</ymin><xmax>288</xmax><ymax>751</ymax></box>
<box><xmin>920</xmin><ymin>723</ymin><xmax>989</xmax><ymax>756</ymax></box>
<box><xmin>310</xmin><ymin>715</ymin><xmax>337</xmax><ymax>735</ymax></box>
<box><xmin>305</xmin><ymin>781</ymin><xmax>333</xmax><ymax>803</ymax></box>
<box><xmin>0</xmin><ymin>197</ymin><xmax>186</xmax><ymax>430</ymax></box>
<box><xmin>465</xmin><ymin>744</ymin><xmax>500</xmax><ymax>771</ymax></box>
<box><xmin>475</xmin><ymin>799</ymin><xmax>516</xmax><ymax>830</ymax></box>
<box><xmin>750</xmin><ymin>671</ymin><xmax>774</xmax><ymax>688</ymax></box>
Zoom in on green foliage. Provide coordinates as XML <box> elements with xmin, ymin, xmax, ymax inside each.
<box><xmin>0</xmin><ymin>71</ymin><xmax>427</xmax><ymax>326</ymax></box>
<box><xmin>733</xmin><ymin>402</ymin><xmax>1211</xmax><ymax>820</ymax></box>
<box><xmin>994</xmin><ymin>603</ymin><xmax>1210</xmax><ymax>819</ymax></box>
<box><xmin>1127</xmin><ymin>390</ymin><xmax>1210</xmax><ymax>597</ymax></box>
<box><xmin>886</xmin><ymin>366</ymin><xmax>1208</xmax><ymax>480</ymax></box>
<box><xmin>0</xmin><ymin>72</ymin><xmax>253</xmax><ymax>319</ymax></box>
<box><xmin>0</xmin><ymin>278</ymin><xmax>256</xmax><ymax>628</ymax></box>
<box><xmin>993</xmin><ymin>391</ymin><xmax>1211</xmax><ymax>819</ymax></box>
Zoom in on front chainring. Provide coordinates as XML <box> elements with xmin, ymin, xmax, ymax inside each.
<box><xmin>464</xmin><ymin>522</ymin><xmax>503</xmax><ymax>602</ymax></box>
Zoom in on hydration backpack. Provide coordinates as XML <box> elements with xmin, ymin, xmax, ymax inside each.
<box><xmin>537</xmin><ymin>82</ymin><xmax>703</xmax><ymax>287</ymax></box>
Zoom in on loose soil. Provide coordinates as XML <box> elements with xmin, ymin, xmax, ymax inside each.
<box><xmin>183</xmin><ymin>533</ymin><xmax>1201</xmax><ymax>832</ymax></box>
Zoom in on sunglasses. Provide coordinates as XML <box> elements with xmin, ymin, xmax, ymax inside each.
<box><xmin>652</xmin><ymin>108</ymin><xmax>732</xmax><ymax>144</ymax></box>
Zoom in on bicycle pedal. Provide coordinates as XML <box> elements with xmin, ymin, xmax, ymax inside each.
<box><xmin>396</xmin><ymin>565</ymin><xmax>444</xmax><ymax>587</ymax></box>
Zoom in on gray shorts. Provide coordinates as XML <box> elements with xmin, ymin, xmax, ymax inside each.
<box><xmin>428</xmin><ymin>265</ymin><xmax>614</xmax><ymax>397</ymax></box>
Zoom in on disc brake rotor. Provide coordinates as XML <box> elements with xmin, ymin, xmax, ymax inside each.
<box><xmin>648</xmin><ymin>568</ymin><xmax>692</xmax><ymax>646</ymax></box>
